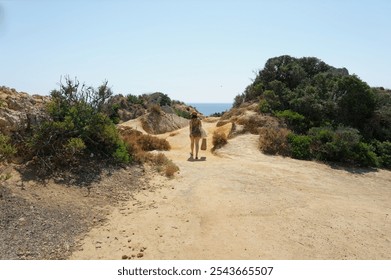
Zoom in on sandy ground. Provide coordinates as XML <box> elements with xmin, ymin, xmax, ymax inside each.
<box><xmin>70</xmin><ymin>119</ymin><xmax>391</xmax><ymax>260</ymax></box>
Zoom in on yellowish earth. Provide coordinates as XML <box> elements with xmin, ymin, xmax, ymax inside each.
<box><xmin>70</xmin><ymin>118</ymin><xmax>391</xmax><ymax>260</ymax></box>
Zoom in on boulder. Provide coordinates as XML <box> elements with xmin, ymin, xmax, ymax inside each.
<box><xmin>141</xmin><ymin>110</ymin><xmax>189</xmax><ymax>134</ymax></box>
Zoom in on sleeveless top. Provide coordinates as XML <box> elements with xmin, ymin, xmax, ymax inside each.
<box><xmin>190</xmin><ymin>118</ymin><xmax>202</xmax><ymax>137</ymax></box>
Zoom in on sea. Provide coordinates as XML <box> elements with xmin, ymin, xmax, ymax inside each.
<box><xmin>188</xmin><ymin>103</ymin><xmax>232</xmax><ymax>116</ymax></box>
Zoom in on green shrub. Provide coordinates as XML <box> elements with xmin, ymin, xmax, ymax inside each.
<box><xmin>28</xmin><ymin>77</ymin><xmax>131</xmax><ymax>174</ymax></box>
<box><xmin>0</xmin><ymin>133</ymin><xmax>17</xmax><ymax>162</ymax></box>
<box><xmin>352</xmin><ymin>142</ymin><xmax>379</xmax><ymax>167</ymax></box>
<box><xmin>174</xmin><ymin>109</ymin><xmax>191</xmax><ymax>119</ymax></box>
<box><xmin>308</xmin><ymin>126</ymin><xmax>379</xmax><ymax>167</ymax></box>
<box><xmin>287</xmin><ymin>133</ymin><xmax>312</xmax><ymax>160</ymax></box>
<box><xmin>259</xmin><ymin>99</ymin><xmax>272</xmax><ymax>113</ymax></box>
<box><xmin>65</xmin><ymin>137</ymin><xmax>86</xmax><ymax>155</ymax></box>
<box><xmin>108</xmin><ymin>104</ymin><xmax>121</xmax><ymax>124</ymax></box>
<box><xmin>112</xmin><ymin>142</ymin><xmax>131</xmax><ymax>163</ymax></box>
<box><xmin>126</xmin><ymin>94</ymin><xmax>143</xmax><ymax>105</ymax></box>
<box><xmin>373</xmin><ymin>141</ymin><xmax>391</xmax><ymax>169</ymax></box>
<box><xmin>275</xmin><ymin>110</ymin><xmax>307</xmax><ymax>133</ymax></box>
<box><xmin>159</xmin><ymin>94</ymin><xmax>172</xmax><ymax>106</ymax></box>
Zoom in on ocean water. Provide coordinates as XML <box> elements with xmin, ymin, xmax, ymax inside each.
<box><xmin>188</xmin><ymin>103</ymin><xmax>232</xmax><ymax>116</ymax></box>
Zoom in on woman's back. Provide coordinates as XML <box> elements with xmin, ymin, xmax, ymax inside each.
<box><xmin>190</xmin><ymin>118</ymin><xmax>202</xmax><ymax>137</ymax></box>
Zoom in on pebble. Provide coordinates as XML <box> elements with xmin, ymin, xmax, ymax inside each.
<box><xmin>137</xmin><ymin>253</ymin><xmax>144</xmax><ymax>258</ymax></box>
<box><xmin>122</xmin><ymin>255</ymin><xmax>128</xmax><ymax>259</ymax></box>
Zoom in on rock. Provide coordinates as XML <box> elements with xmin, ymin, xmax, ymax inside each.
<box><xmin>122</xmin><ymin>255</ymin><xmax>128</xmax><ymax>259</ymax></box>
<box><xmin>137</xmin><ymin>252</ymin><xmax>143</xmax><ymax>258</ymax></box>
<box><xmin>141</xmin><ymin>111</ymin><xmax>189</xmax><ymax>134</ymax></box>
<box><xmin>0</xmin><ymin>86</ymin><xmax>49</xmax><ymax>136</ymax></box>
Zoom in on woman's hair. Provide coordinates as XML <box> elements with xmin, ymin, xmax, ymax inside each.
<box><xmin>191</xmin><ymin>112</ymin><xmax>198</xmax><ymax>119</ymax></box>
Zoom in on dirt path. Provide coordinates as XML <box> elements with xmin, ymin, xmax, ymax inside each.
<box><xmin>70</xmin><ymin>119</ymin><xmax>391</xmax><ymax>260</ymax></box>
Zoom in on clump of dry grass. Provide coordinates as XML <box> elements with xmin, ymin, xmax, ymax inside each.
<box><xmin>258</xmin><ymin>126</ymin><xmax>291</xmax><ymax>156</ymax></box>
<box><xmin>164</xmin><ymin>160</ymin><xmax>180</xmax><ymax>177</ymax></box>
<box><xmin>212</xmin><ymin>131</ymin><xmax>228</xmax><ymax>151</ymax></box>
<box><xmin>150</xmin><ymin>152</ymin><xmax>179</xmax><ymax>177</ymax></box>
<box><xmin>120</xmin><ymin>128</ymin><xmax>178</xmax><ymax>177</ymax></box>
<box><xmin>149</xmin><ymin>104</ymin><xmax>162</xmax><ymax>115</ymax></box>
<box><xmin>137</xmin><ymin>134</ymin><xmax>171</xmax><ymax>151</ymax></box>
<box><xmin>121</xmin><ymin>129</ymin><xmax>170</xmax><ymax>153</ymax></box>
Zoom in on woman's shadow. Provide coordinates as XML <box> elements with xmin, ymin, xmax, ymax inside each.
<box><xmin>187</xmin><ymin>156</ymin><xmax>206</xmax><ymax>162</ymax></box>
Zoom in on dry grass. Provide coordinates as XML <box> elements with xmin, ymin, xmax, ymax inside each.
<box><xmin>119</xmin><ymin>128</ymin><xmax>178</xmax><ymax>177</ymax></box>
<box><xmin>258</xmin><ymin>126</ymin><xmax>291</xmax><ymax>156</ymax></box>
<box><xmin>149</xmin><ymin>152</ymin><xmax>179</xmax><ymax>178</ymax></box>
<box><xmin>165</xmin><ymin>161</ymin><xmax>180</xmax><ymax>177</ymax></box>
<box><xmin>137</xmin><ymin>134</ymin><xmax>171</xmax><ymax>151</ymax></box>
<box><xmin>149</xmin><ymin>104</ymin><xmax>162</xmax><ymax>115</ymax></box>
<box><xmin>212</xmin><ymin>131</ymin><xmax>228</xmax><ymax>151</ymax></box>
<box><xmin>121</xmin><ymin>128</ymin><xmax>170</xmax><ymax>153</ymax></box>
<box><xmin>237</xmin><ymin>114</ymin><xmax>280</xmax><ymax>135</ymax></box>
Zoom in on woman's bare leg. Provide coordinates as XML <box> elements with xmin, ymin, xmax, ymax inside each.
<box><xmin>190</xmin><ymin>136</ymin><xmax>195</xmax><ymax>157</ymax></box>
<box><xmin>194</xmin><ymin>137</ymin><xmax>201</xmax><ymax>159</ymax></box>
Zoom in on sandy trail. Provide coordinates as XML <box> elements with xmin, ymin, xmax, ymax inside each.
<box><xmin>71</xmin><ymin>119</ymin><xmax>391</xmax><ymax>259</ymax></box>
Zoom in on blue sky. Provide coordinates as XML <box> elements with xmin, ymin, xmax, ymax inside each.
<box><xmin>0</xmin><ymin>0</ymin><xmax>390</xmax><ymax>103</ymax></box>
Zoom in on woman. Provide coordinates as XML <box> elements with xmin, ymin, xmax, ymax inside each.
<box><xmin>189</xmin><ymin>112</ymin><xmax>202</xmax><ymax>159</ymax></box>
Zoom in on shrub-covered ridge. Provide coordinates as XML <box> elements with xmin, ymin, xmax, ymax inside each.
<box><xmin>234</xmin><ymin>55</ymin><xmax>391</xmax><ymax>168</ymax></box>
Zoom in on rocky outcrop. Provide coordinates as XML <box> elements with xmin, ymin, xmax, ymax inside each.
<box><xmin>141</xmin><ymin>110</ymin><xmax>189</xmax><ymax>134</ymax></box>
<box><xmin>105</xmin><ymin>95</ymin><xmax>146</xmax><ymax>122</ymax></box>
<box><xmin>0</xmin><ymin>87</ymin><xmax>49</xmax><ymax>135</ymax></box>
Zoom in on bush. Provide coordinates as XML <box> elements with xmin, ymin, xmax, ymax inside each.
<box><xmin>112</xmin><ymin>142</ymin><xmax>131</xmax><ymax>163</ymax></box>
<box><xmin>275</xmin><ymin>110</ymin><xmax>307</xmax><ymax>133</ymax></box>
<box><xmin>126</xmin><ymin>94</ymin><xmax>143</xmax><ymax>105</ymax></box>
<box><xmin>136</xmin><ymin>134</ymin><xmax>171</xmax><ymax>151</ymax></box>
<box><xmin>287</xmin><ymin>133</ymin><xmax>312</xmax><ymax>160</ymax></box>
<box><xmin>212</xmin><ymin>131</ymin><xmax>228</xmax><ymax>150</ymax></box>
<box><xmin>165</xmin><ymin>162</ymin><xmax>179</xmax><ymax>177</ymax></box>
<box><xmin>259</xmin><ymin>127</ymin><xmax>291</xmax><ymax>155</ymax></box>
<box><xmin>28</xmin><ymin>77</ymin><xmax>131</xmax><ymax>174</ymax></box>
<box><xmin>373</xmin><ymin>141</ymin><xmax>391</xmax><ymax>169</ymax></box>
<box><xmin>121</xmin><ymin>129</ymin><xmax>171</xmax><ymax>162</ymax></box>
<box><xmin>308</xmin><ymin>126</ymin><xmax>379</xmax><ymax>167</ymax></box>
<box><xmin>174</xmin><ymin>109</ymin><xmax>191</xmax><ymax>119</ymax></box>
<box><xmin>352</xmin><ymin>142</ymin><xmax>379</xmax><ymax>167</ymax></box>
<box><xmin>259</xmin><ymin>99</ymin><xmax>272</xmax><ymax>113</ymax></box>
<box><xmin>0</xmin><ymin>133</ymin><xmax>17</xmax><ymax>162</ymax></box>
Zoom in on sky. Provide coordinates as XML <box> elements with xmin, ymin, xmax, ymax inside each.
<box><xmin>0</xmin><ymin>0</ymin><xmax>390</xmax><ymax>103</ymax></box>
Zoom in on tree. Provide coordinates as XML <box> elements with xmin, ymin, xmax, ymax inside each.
<box><xmin>335</xmin><ymin>75</ymin><xmax>375</xmax><ymax>131</ymax></box>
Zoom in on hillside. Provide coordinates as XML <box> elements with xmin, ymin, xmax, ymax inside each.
<box><xmin>71</xmin><ymin>116</ymin><xmax>391</xmax><ymax>259</ymax></box>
